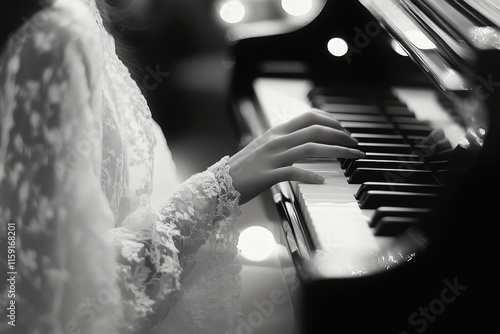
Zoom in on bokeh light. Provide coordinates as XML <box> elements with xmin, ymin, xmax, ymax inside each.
<box><xmin>281</xmin><ymin>0</ymin><xmax>313</xmax><ymax>17</ymax></box>
<box><xmin>220</xmin><ymin>0</ymin><xmax>246</xmax><ymax>24</ymax></box>
<box><xmin>237</xmin><ymin>226</ymin><xmax>276</xmax><ymax>261</ymax></box>
<box><xmin>327</xmin><ymin>37</ymin><xmax>349</xmax><ymax>57</ymax></box>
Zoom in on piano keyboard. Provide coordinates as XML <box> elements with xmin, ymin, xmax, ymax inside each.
<box><xmin>253</xmin><ymin>78</ymin><xmax>464</xmax><ymax>275</ymax></box>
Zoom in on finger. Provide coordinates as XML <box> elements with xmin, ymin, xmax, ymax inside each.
<box><xmin>268</xmin><ymin>124</ymin><xmax>358</xmax><ymax>151</ymax></box>
<box><xmin>271</xmin><ymin>166</ymin><xmax>325</xmax><ymax>184</ymax></box>
<box><xmin>275</xmin><ymin>143</ymin><xmax>365</xmax><ymax>166</ymax></box>
<box><xmin>312</xmin><ymin>108</ymin><xmax>337</xmax><ymax>117</ymax></box>
<box><xmin>278</xmin><ymin>110</ymin><xmax>347</xmax><ymax>135</ymax></box>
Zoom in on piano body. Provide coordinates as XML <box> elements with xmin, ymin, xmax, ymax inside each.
<box><xmin>230</xmin><ymin>0</ymin><xmax>500</xmax><ymax>333</ymax></box>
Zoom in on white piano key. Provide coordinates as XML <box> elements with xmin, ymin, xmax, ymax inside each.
<box><xmin>294</xmin><ymin>164</ymin><xmax>344</xmax><ymax>172</ymax></box>
<box><xmin>291</xmin><ymin>155</ymin><xmax>383</xmax><ymax>253</ymax></box>
<box><xmin>297</xmin><ymin>184</ymin><xmax>360</xmax><ymax>194</ymax></box>
<box><xmin>301</xmin><ymin>192</ymin><xmax>357</xmax><ymax>200</ymax></box>
<box><xmin>304</xmin><ymin>200</ymin><xmax>358</xmax><ymax>206</ymax></box>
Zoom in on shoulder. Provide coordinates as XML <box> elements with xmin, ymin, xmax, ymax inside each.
<box><xmin>49</xmin><ymin>0</ymin><xmax>103</xmax><ymax>50</ymax></box>
<box><xmin>2</xmin><ymin>0</ymin><xmax>104</xmax><ymax>88</ymax></box>
<box><xmin>12</xmin><ymin>1</ymin><xmax>99</xmax><ymax>44</ymax></box>
<box><xmin>4</xmin><ymin>0</ymin><xmax>103</xmax><ymax>67</ymax></box>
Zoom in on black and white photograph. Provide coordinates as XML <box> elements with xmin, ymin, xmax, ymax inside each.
<box><xmin>0</xmin><ymin>0</ymin><xmax>498</xmax><ymax>333</ymax></box>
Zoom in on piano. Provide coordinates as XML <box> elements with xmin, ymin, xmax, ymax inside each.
<box><xmin>229</xmin><ymin>0</ymin><xmax>500</xmax><ymax>333</ymax></box>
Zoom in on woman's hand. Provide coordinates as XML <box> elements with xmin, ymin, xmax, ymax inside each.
<box><xmin>228</xmin><ymin>109</ymin><xmax>365</xmax><ymax>204</ymax></box>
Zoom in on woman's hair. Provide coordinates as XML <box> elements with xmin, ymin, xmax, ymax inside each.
<box><xmin>94</xmin><ymin>0</ymin><xmax>146</xmax><ymax>84</ymax></box>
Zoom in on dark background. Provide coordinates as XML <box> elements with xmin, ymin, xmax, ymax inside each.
<box><xmin>133</xmin><ymin>0</ymin><xmax>240</xmax><ymax>180</ymax></box>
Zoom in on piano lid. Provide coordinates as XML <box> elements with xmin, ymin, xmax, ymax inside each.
<box><xmin>359</xmin><ymin>0</ymin><xmax>500</xmax><ymax>158</ymax></box>
<box><xmin>360</xmin><ymin>0</ymin><xmax>500</xmax><ymax>92</ymax></box>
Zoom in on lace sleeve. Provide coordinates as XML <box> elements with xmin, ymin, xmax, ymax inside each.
<box><xmin>0</xmin><ymin>2</ymin><xmax>241</xmax><ymax>334</ymax></box>
<box><xmin>109</xmin><ymin>157</ymin><xmax>242</xmax><ymax>333</ymax></box>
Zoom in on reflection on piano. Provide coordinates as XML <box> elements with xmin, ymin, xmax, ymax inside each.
<box><xmin>230</xmin><ymin>0</ymin><xmax>500</xmax><ymax>333</ymax></box>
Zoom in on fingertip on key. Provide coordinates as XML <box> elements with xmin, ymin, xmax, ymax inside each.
<box><xmin>315</xmin><ymin>175</ymin><xmax>325</xmax><ymax>184</ymax></box>
<box><xmin>349</xmin><ymin>148</ymin><xmax>366</xmax><ymax>158</ymax></box>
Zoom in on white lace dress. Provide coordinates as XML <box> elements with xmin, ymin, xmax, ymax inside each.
<box><xmin>0</xmin><ymin>0</ymin><xmax>241</xmax><ymax>333</ymax></box>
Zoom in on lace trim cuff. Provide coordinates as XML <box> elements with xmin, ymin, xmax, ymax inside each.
<box><xmin>207</xmin><ymin>155</ymin><xmax>242</xmax><ymax>222</ymax></box>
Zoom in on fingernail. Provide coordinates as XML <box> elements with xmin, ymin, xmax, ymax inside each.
<box><xmin>349</xmin><ymin>148</ymin><xmax>365</xmax><ymax>158</ymax></box>
<box><xmin>315</xmin><ymin>175</ymin><xmax>325</xmax><ymax>183</ymax></box>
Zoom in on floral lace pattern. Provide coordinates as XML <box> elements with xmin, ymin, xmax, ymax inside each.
<box><xmin>0</xmin><ymin>1</ymin><xmax>241</xmax><ymax>333</ymax></box>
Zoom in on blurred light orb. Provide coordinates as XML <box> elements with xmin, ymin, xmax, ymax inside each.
<box><xmin>220</xmin><ymin>0</ymin><xmax>246</xmax><ymax>24</ymax></box>
<box><xmin>327</xmin><ymin>37</ymin><xmax>349</xmax><ymax>57</ymax></box>
<box><xmin>391</xmin><ymin>40</ymin><xmax>408</xmax><ymax>56</ymax></box>
<box><xmin>281</xmin><ymin>0</ymin><xmax>313</xmax><ymax>17</ymax></box>
<box><xmin>238</xmin><ymin>226</ymin><xmax>275</xmax><ymax>261</ymax></box>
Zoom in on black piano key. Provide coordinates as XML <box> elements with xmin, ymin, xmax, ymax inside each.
<box><xmin>341</xmin><ymin>122</ymin><xmax>396</xmax><ymax>134</ymax></box>
<box><xmin>398</xmin><ymin>124</ymin><xmax>433</xmax><ymax>136</ymax></box>
<box><xmin>358</xmin><ymin>190</ymin><xmax>440</xmax><ymax>209</ymax></box>
<box><xmin>374</xmin><ymin>216</ymin><xmax>421</xmax><ymax>236</ymax></box>
<box><xmin>320</xmin><ymin>104</ymin><xmax>382</xmax><ymax>115</ymax></box>
<box><xmin>406</xmin><ymin>135</ymin><xmax>428</xmax><ymax>144</ymax></box>
<box><xmin>351</xmin><ymin>133</ymin><xmax>405</xmax><ymax>144</ymax></box>
<box><xmin>357</xmin><ymin>142</ymin><xmax>414</xmax><ymax>154</ymax></box>
<box><xmin>309</xmin><ymin>95</ymin><xmax>373</xmax><ymax>106</ymax></box>
<box><xmin>363</xmin><ymin>152</ymin><xmax>421</xmax><ymax>160</ymax></box>
<box><xmin>369</xmin><ymin>207</ymin><xmax>431</xmax><ymax>228</ymax></box>
<box><xmin>338</xmin><ymin>158</ymin><xmax>348</xmax><ymax>169</ymax></box>
<box><xmin>339</xmin><ymin>152</ymin><xmax>420</xmax><ymax>170</ymax></box>
<box><xmin>384</xmin><ymin>106</ymin><xmax>415</xmax><ymax>116</ymax></box>
<box><xmin>413</xmin><ymin>144</ymin><xmax>432</xmax><ymax>153</ymax></box>
<box><xmin>348</xmin><ymin>168</ymin><xmax>438</xmax><ymax>184</ymax></box>
<box><xmin>424</xmin><ymin>148</ymin><xmax>454</xmax><ymax>162</ymax></box>
<box><xmin>345</xmin><ymin>159</ymin><xmax>427</xmax><ymax>177</ymax></box>
<box><xmin>326</xmin><ymin>114</ymin><xmax>389</xmax><ymax>123</ymax></box>
<box><xmin>428</xmin><ymin>160</ymin><xmax>449</xmax><ymax>171</ymax></box>
<box><xmin>310</xmin><ymin>87</ymin><xmax>393</xmax><ymax>100</ymax></box>
<box><xmin>381</xmin><ymin>98</ymin><xmax>407</xmax><ymax>106</ymax></box>
<box><xmin>355</xmin><ymin>182</ymin><xmax>444</xmax><ymax>199</ymax></box>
